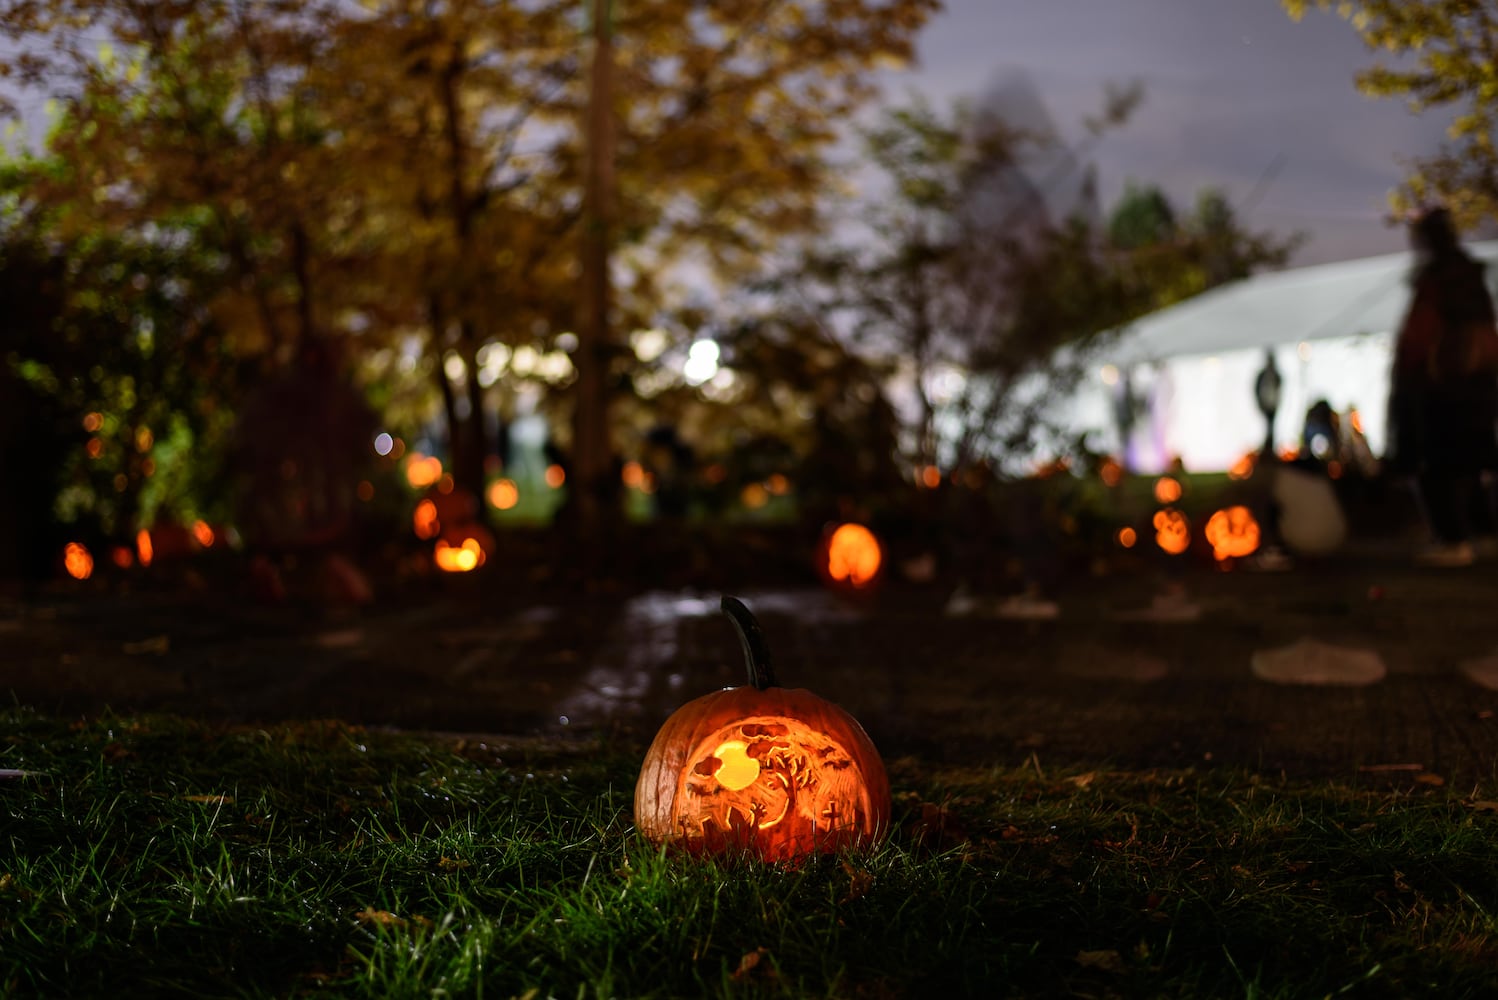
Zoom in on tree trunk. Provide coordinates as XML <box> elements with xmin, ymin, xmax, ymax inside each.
<box><xmin>570</xmin><ymin>0</ymin><xmax>620</xmax><ymax>541</ymax></box>
<box><xmin>455</xmin><ymin>327</ymin><xmax>490</xmax><ymax>503</ymax></box>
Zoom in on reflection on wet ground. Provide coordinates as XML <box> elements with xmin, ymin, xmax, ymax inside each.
<box><xmin>4</xmin><ymin>566</ymin><xmax>1498</xmax><ymax>783</ymax></box>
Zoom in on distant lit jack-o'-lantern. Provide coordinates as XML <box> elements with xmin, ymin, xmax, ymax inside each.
<box><xmin>818</xmin><ymin>522</ymin><xmax>883</xmax><ymax>591</ymax></box>
<box><xmin>635</xmin><ymin>597</ymin><xmax>891</xmax><ymax>861</ymax></box>
<box><xmin>1204</xmin><ymin>505</ymin><xmax>1260</xmax><ymax>561</ymax></box>
<box><xmin>1153</xmin><ymin>508</ymin><xmax>1191</xmax><ymax>555</ymax></box>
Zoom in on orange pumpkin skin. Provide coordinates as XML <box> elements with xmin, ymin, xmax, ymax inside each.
<box><xmin>634</xmin><ymin>599</ymin><xmax>891</xmax><ymax>861</ymax></box>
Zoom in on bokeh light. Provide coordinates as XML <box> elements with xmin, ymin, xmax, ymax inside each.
<box><xmin>413</xmin><ymin>499</ymin><xmax>440</xmax><ymax>539</ymax></box>
<box><xmin>487</xmin><ymin>479</ymin><xmax>519</xmax><ymax>511</ymax></box>
<box><xmin>405</xmin><ymin>454</ymin><xmax>443</xmax><ymax>489</ymax></box>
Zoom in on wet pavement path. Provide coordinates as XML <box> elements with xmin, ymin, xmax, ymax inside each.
<box><xmin>4</xmin><ymin>559</ymin><xmax>1498</xmax><ymax>786</ymax></box>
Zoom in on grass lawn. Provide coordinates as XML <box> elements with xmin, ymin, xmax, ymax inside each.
<box><xmin>3</xmin><ymin>710</ymin><xmax>1496</xmax><ymax>998</ymax></box>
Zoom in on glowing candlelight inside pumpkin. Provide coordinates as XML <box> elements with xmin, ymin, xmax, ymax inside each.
<box><xmin>710</xmin><ymin>740</ymin><xmax>761</xmax><ymax>791</ymax></box>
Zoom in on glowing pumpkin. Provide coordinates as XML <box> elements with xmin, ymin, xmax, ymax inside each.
<box><xmin>1153</xmin><ymin>508</ymin><xmax>1191</xmax><ymax>555</ymax></box>
<box><xmin>1204</xmin><ymin>505</ymin><xmax>1260</xmax><ymax>561</ymax></box>
<box><xmin>63</xmin><ymin>542</ymin><xmax>94</xmax><ymax>580</ymax></box>
<box><xmin>434</xmin><ymin>536</ymin><xmax>487</xmax><ymax>572</ymax></box>
<box><xmin>635</xmin><ymin>597</ymin><xmax>891</xmax><ymax>861</ymax></box>
<box><xmin>819</xmin><ymin>522</ymin><xmax>882</xmax><ymax>590</ymax></box>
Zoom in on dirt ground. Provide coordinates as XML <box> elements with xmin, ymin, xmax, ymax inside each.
<box><xmin>4</xmin><ymin>537</ymin><xmax>1498</xmax><ymax>788</ymax></box>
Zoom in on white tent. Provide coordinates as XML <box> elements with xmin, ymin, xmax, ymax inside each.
<box><xmin>1071</xmin><ymin>241</ymin><xmax>1498</xmax><ymax>472</ymax></box>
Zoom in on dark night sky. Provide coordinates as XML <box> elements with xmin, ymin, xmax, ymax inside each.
<box><xmin>884</xmin><ymin>0</ymin><xmax>1454</xmax><ymax>266</ymax></box>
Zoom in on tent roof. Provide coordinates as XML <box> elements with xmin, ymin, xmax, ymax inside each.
<box><xmin>1101</xmin><ymin>240</ymin><xmax>1498</xmax><ymax>367</ymax></box>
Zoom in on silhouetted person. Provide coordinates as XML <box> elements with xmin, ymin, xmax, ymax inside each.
<box><xmin>1254</xmin><ymin>349</ymin><xmax>1282</xmax><ymax>461</ymax></box>
<box><xmin>1388</xmin><ymin>207</ymin><xmax>1498</xmax><ymax>565</ymax></box>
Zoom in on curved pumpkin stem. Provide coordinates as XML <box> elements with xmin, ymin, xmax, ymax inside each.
<box><xmin>721</xmin><ymin>595</ymin><xmax>778</xmax><ymax>690</ymax></box>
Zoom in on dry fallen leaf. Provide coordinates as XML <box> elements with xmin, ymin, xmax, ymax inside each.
<box><xmin>1066</xmin><ymin>771</ymin><xmax>1097</xmax><ymax>789</ymax></box>
<box><xmin>1414</xmin><ymin>773</ymin><xmax>1445</xmax><ymax>787</ymax></box>
<box><xmin>437</xmin><ymin>856</ymin><xmax>470</xmax><ymax>872</ymax></box>
<box><xmin>123</xmin><ymin>635</ymin><xmax>170</xmax><ymax>656</ymax></box>
<box><xmin>355</xmin><ymin>909</ymin><xmax>405</xmax><ymax>928</ymax></box>
<box><xmin>1075</xmin><ymin>949</ymin><xmax>1125</xmax><ymax>973</ymax></box>
<box><xmin>907</xmin><ymin>800</ymin><xmax>968</xmax><ymax>849</ymax></box>
<box><xmin>731</xmin><ymin>947</ymin><xmax>773</xmax><ymax>981</ymax></box>
<box><xmin>839</xmin><ymin>861</ymin><xmax>874</xmax><ymax>904</ymax></box>
<box><xmin>1469</xmin><ymin>800</ymin><xmax>1498</xmax><ymax>813</ymax></box>
<box><xmin>181</xmin><ymin>794</ymin><xmax>234</xmax><ymax>805</ymax></box>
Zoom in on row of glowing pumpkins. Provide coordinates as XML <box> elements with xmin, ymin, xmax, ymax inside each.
<box><xmin>61</xmin><ymin>521</ymin><xmax>219</xmax><ymax>580</ymax></box>
<box><xmin>1125</xmin><ymin>504</ymin><xmax>1262</xmax><ymax>562</ymax></box>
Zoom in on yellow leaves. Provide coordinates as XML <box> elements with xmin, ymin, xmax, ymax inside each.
<box><xmin>730</xmin><ymin>946</ymin><xmax>774</xmax><ymax>982</ymax></box>
<box><xmin>354</xmin><ymin>908</ymin><xmax>433</xmax><ymax>930</ymax></box>
<box><xmin>1075</xmin><ymin>948</ymin><xmax>1125</xmax><ymax>974</ymax></box>
<box><xmin>354</xmin><ymin>909</ymin><xmax>403</xmax><ymax>927</ymax></box>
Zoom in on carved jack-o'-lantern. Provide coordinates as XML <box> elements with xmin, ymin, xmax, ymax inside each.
<box><xmin>1204</xmin><ymin>505</ymin><xmax>1260</xmax><ymax>561</ymax></box>
<box><xmin>1153</xmin><ymin>508</ymin><xmax>1191</xmax><ymax>555</ymax></box>
<box><xmin>818</xmin><ymin>522</ymin><xmax>883</xmax><ymax>591</ymax></box>
<box><xmin>635</xmin><ymin>597</ymin><xmax>891</xmax><ymax>860</ymax></box>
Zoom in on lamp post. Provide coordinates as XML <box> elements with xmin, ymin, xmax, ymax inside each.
<box><xmin>1254</xmin><ymin>348</ymin><xmax>1282</xmax><ymax>462</ymax></box>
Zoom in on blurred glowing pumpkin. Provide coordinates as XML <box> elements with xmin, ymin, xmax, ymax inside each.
<box><xmin>1205</xmin><ymin>505</ymin><xmax>1260</xmax><ymax>561</ymax></box>
<box><xmin>1153</xmin><ymin>476</ymin><xmax>1183</xmax><ymax>503</ymax></box>
<box><xmin>635</xmin><ymin>597</ymin><xmax>891</xmax><ymax>861</ymax></box>
<box><xmin>819</xmin><ymin>522</ymin><xmax>882</xmax><ymax>590</ymax></box>
<box><xmin>434</xmin><ymin>536</ymin><xmax>487</xmax><ymax>572</ymax></box>
<box><xmin>1153</xmin><ymin>508</ymin><xmax>1191</xmax><ymax>555</ymax></box>
<box><xmin>63</xmin><ymin>542</ymin><xmax>94</xmax><ymax>580</ymax></box>
<box><xmin>413</xmin><ymin>498</ymin><xmax>440</xmax><ymax>539</ymax></box>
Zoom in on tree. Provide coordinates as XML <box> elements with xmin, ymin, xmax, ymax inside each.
<box><xmin>1284</xmin><ymin>0</ymin><xmax>1498</xmax><ymax>225</ymax></box>
<box><xmin>787</xmin><ymin>91</ymin><xmax>1300</xmax><ymax>477</ymax></box>
<box><xmin>1108</xmin><ymin>182</ymin><xmax>1177</xmax><ymax>250</ymax></box>
<box><xmin>0</xmin><ymin>0</ymin><xmax>940</xmax><ymax>532</ymax></box>
<box><xmin>1107</xmin><ymin>184</ymin><xmax>1303</xmax><ymax>312</ymax></box>
<box><xmin>777</xmin><ymin>91</ymin><xmax>1141</xmax><ymax>474</ymax></box>
<box><xmin>0</xmin><ymin>181</ymin><xmax>244</xmax><ymax>575</ymax></box>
